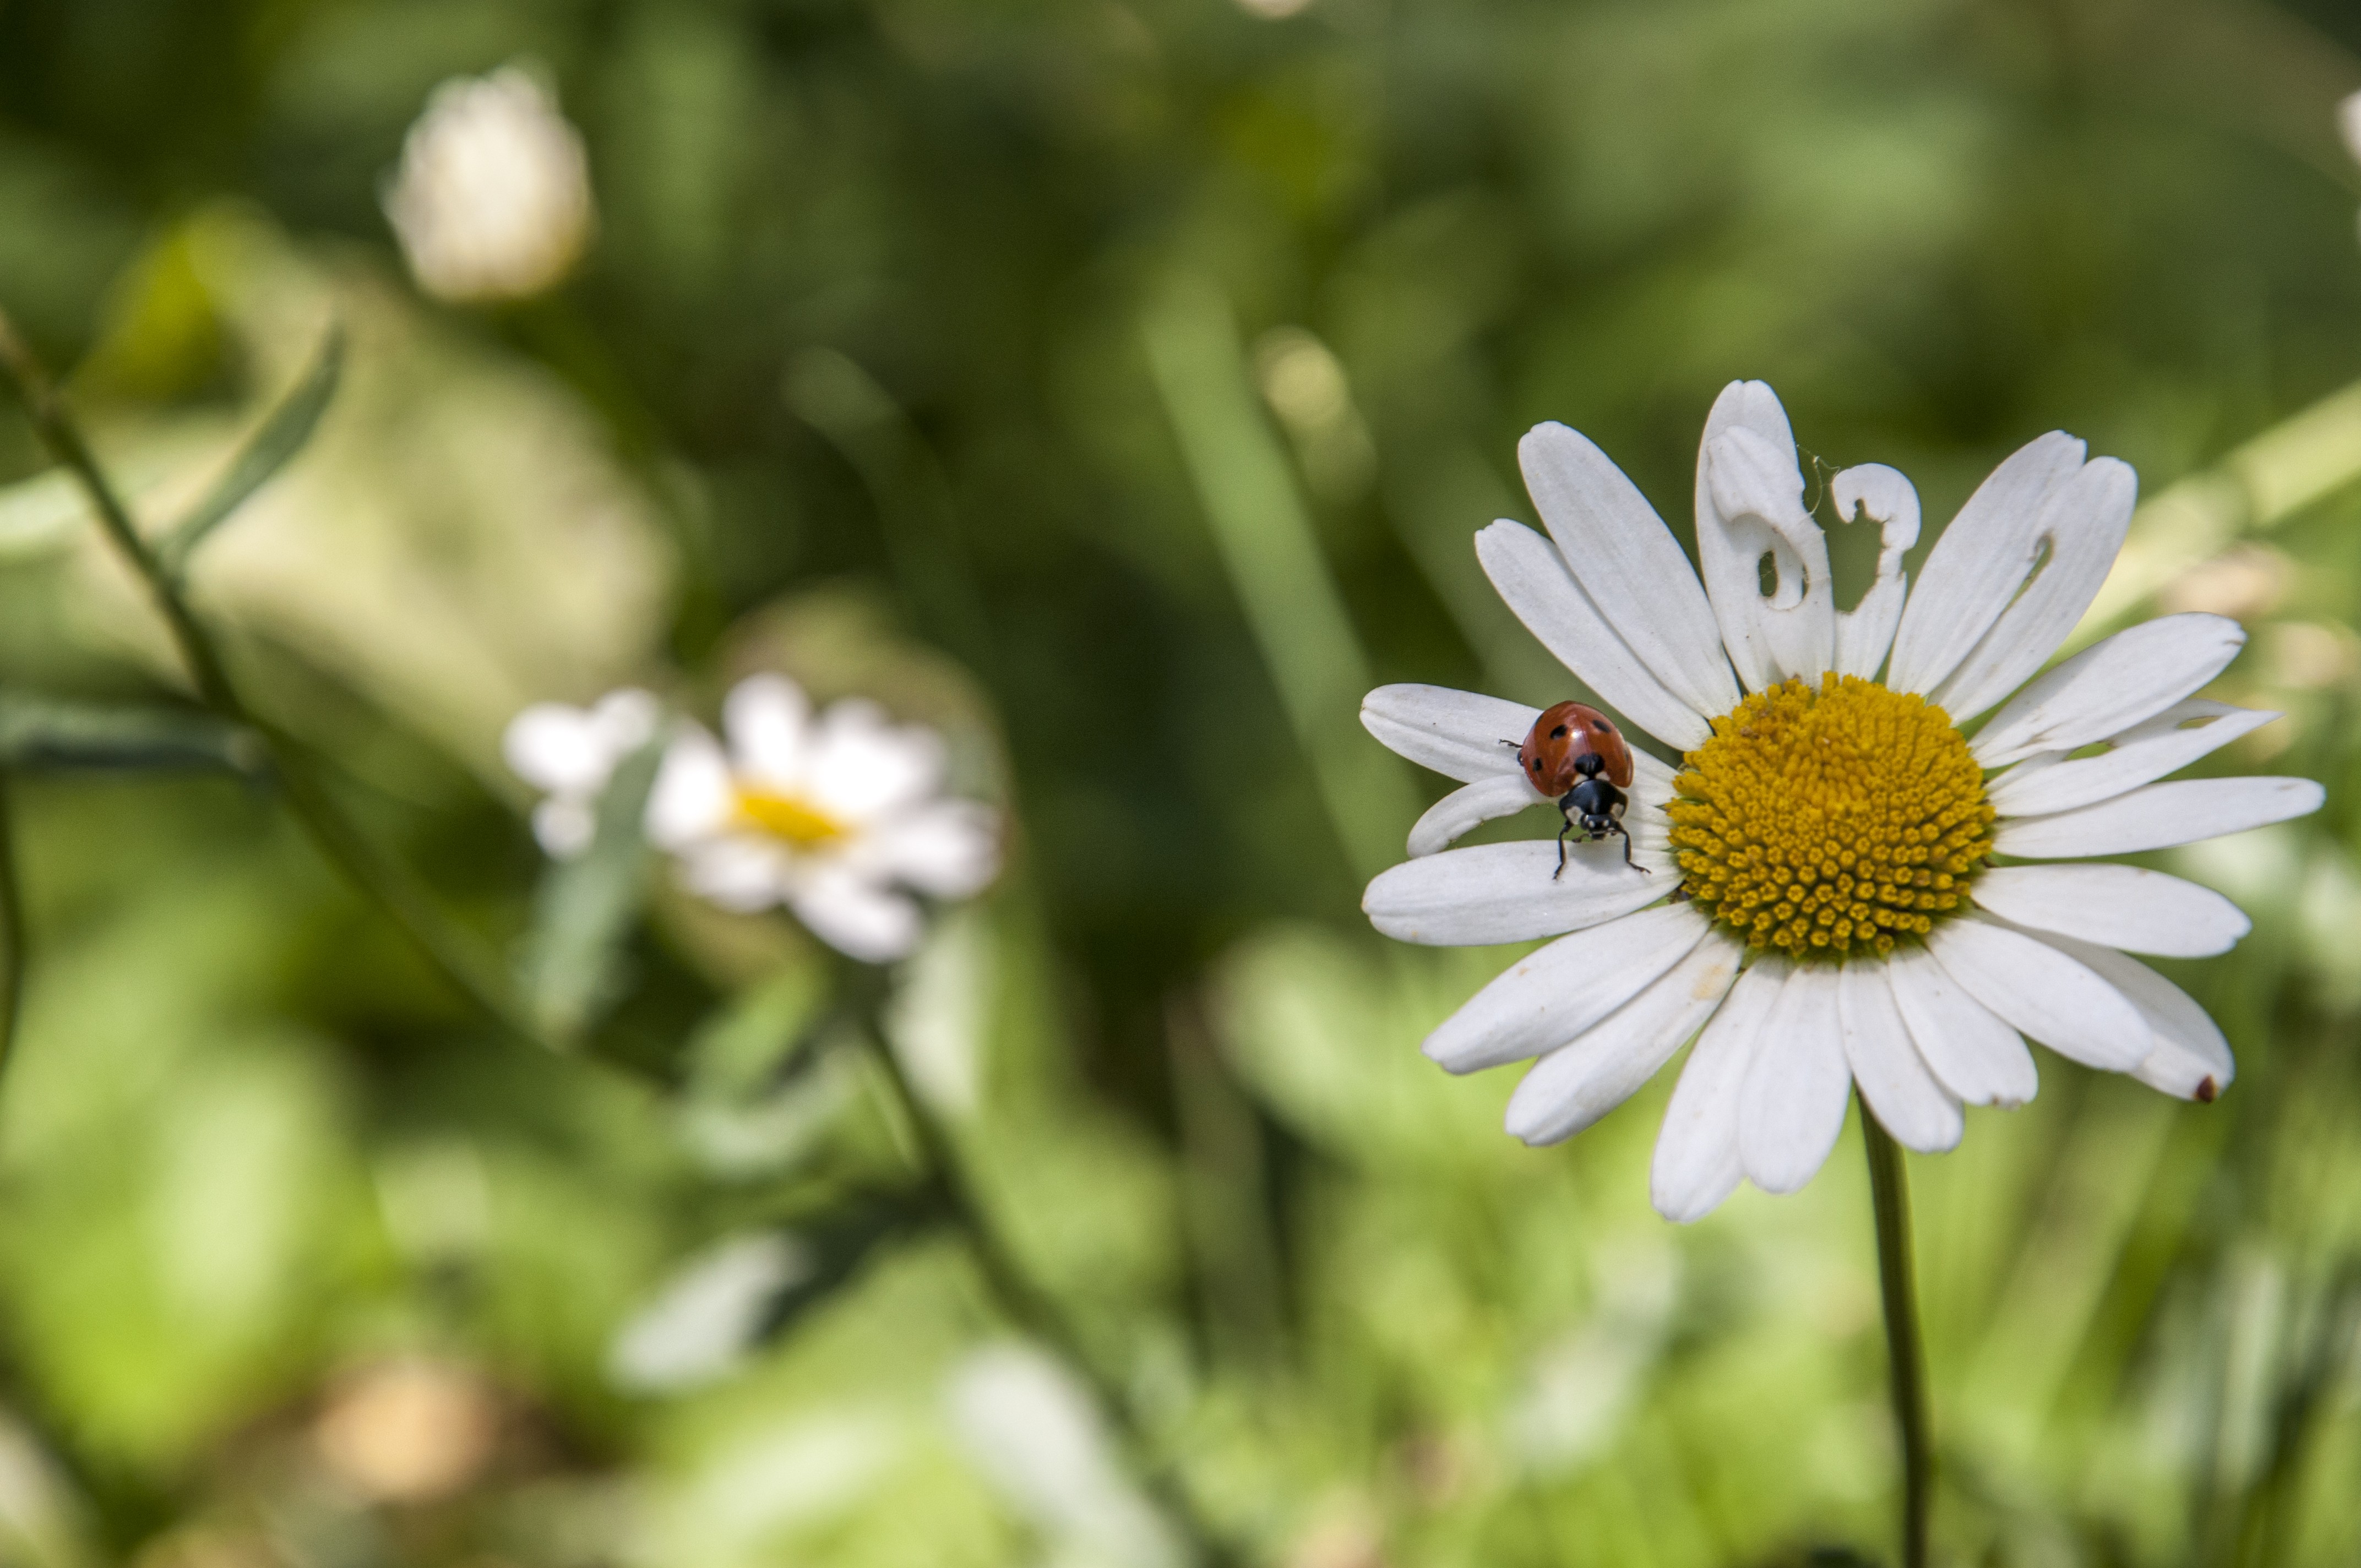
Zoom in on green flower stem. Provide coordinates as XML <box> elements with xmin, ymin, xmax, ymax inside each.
<box><xmin>1861</xmin><ymin>1090</ymin><xmax>1933</xmax><ymax>1568</ymax></box>
<box><xmin>0</xmin><ymin>768</ymin><xmax>23</xmax><ymax>1083</ymax></box>
<box><xmin>862</xmin><ymin>1024</ymin><xmax>1239</xmax><ymax>1568</ymax></box>
<box><xmin>0</xmin><ymin>313</ymin><xmax>536</xmax><ymax>1050</ymax></box>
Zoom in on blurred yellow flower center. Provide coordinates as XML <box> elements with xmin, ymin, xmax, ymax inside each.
<box><xmin>735</xmin><ymin>785</ymin><xmax>846</xmax><ymax>849</ymax></box>
<box><xmin>1666</xmin><ymin>674</ymin><xmax>1994</xmax><ymax>960</ymax></box>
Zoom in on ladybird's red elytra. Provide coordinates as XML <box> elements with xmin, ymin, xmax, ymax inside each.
<box><xmin>1517</xmin><ymin>701</ymin><xmax>1634</xmax><ymax>795</ymax></box>
<box><xmin>1504</xmin><ymin>701</ymin><xmax>1647</xmax><ymax>878</ymax></box>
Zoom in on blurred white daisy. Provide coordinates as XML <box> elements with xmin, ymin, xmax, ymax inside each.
<box><xmin>503</xmin><ymin>687</ymin><xmax>660</xmax><ymax>857</ymax></box>
<box><xmin>647</xmin><ymin>674</ymin><xmax>999</xmax><ymax>963</ymax></box>
<box><xmin>2341</xmin><ymin>91</ymin><xmax>2361</xmax><ymax>241</ymax></box>
<box><xmin>1363</xmin><ymin>382</ymin><xmax>2324</xmax><ymax>1221</ymax></box>
<box><xmin>384</xmin><ymin>66</ymin><xmax>594</xmax><ymax>303</ymax></box>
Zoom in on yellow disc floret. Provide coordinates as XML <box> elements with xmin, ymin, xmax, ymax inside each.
<box><xmin>736</xmin><ymin>786</ymin><xmax>847</xmax><ymax>850</ymax></box>
<box><xmin>1667</xmin><ymin>674</ymin><xmax>1993</xmax><ymax>960</ymax></box>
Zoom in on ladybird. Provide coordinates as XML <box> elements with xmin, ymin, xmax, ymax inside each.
<box><xmin>1507</xmin><ymin>701</ymin><xmax>1646</xmax><ymax>878</ymax></box>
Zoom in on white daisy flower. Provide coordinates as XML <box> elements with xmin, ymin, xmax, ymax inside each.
<box><xmin>1362</xmin><ymin>382</ymin><xmax>2325</xmax><ymax>1222</ymax></box>
<box><xmin>503</xmin><ymin>687</ymin><xmax>661</xmax><ymax>857</ymax></box>
<box><xmin>646</xmin><ymin>674</ymin><xmax>999</xmax><ymax>963</ymax></box>
<box><xmin>384</xmin><ymin>66</ymin><xmax>595</xmax><ymax>304</ymax></box>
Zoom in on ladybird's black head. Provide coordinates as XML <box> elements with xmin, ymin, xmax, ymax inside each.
<box><xmin>1571</xmin><ymin>752</ymin><xmax>1604</xmax><ymax>779</ymax></box>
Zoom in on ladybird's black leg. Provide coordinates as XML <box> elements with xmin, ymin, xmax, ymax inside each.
<box><xmin>1611</xmin><ymin>818</ymin><xmax>1649</xmax><ymax>873</ymax></box>
<box><xmin>1554</xmin><ymin>819</ymin><xmax>1573</xmax><ymax>880</ymax></box>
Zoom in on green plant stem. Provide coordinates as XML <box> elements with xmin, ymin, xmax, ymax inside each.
<box><xmin>0</xmin><ymin>313</ymin><xmax>535</xmax><ymax>1047</ymax></box>
<box><xmin>864</xmin><ymin>1029</ymin><xmax>1239</xmax><ymax>1568</ymax></box>
<box><xmin>1862</xmin><ymin>1092</ymin><xmax>1933</xmax><ymax>1568</ymax></box>
<box><xmin>0</xmin><ymin>769</ymin><xmax>23</xmax><ymax>1083</ymax></box>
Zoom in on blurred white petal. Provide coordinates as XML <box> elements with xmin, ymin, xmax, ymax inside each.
<box><xmin>722</xmin><ymin>674</ymin><xmax>813</xmax><ymax>791</ymax></box>
<box><xmin>792</xmin><ymin>868</ymin><xmax>923</xmax><ymax>962</ymax></box>
<box><xmin>646</xmin><ymin>727</ymin><xmax>737</xmax><ymax>847</ymax></box>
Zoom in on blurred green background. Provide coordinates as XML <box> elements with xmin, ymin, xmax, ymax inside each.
<box><xmin>3</xmin><ymin>0</ymin><xmax>2361</xmax><ymax>1564</ymax></box>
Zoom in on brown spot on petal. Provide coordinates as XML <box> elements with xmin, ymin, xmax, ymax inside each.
<box><xmin>2196</xmin><ymin>1076</ymin><xmax>2218</xmax><ymax>1103</ymax></box>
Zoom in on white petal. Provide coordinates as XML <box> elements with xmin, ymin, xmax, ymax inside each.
<box><xmin>1650</xmin><ymin>957</ymin><xmax>1787</xmax><ymax>1222</ymax></box>
<box><xmin>1503</xmin><ymin>932</ymin><xmax>1742</xmax><ymax>1145</ymax></box>
<box><xmin>1887</xmin><ymin>945</ymin><xmax>2038</xmax><ymax>1108</ymax></box>
<box><xmin>591</xmin><ymin>687</ymin><xmax>662</xmax><ymax>753</ymax></box>
<box><xmin>678</xmin><ymin>836</ymin><xmax>789</xmax><ymax>912</ymax></box>
<box><xmin>504</xmin><ymin>703</ymin><xmax>614</xmax><ymax>794</ymax></box>
<box><xmin>1409</xmin><ymin>773</ymin><xmax>1547</xmax><ymax>857</ymax></box>
<box><xmin>645</xmin><ymin>727</ymin><xmax>736</xmax><ymax>848</ymax></box>
<box><xmin>1923</xmin><ymin>917</ymin><xmax>2149</xmax><ymax>1071</ymax></box>
<box><xmin>807</xmin><ymin>700</ymin><xmax>945</xmax><ymax>823</ymax></box>
<box><xmin>1693</xmin><ymin>383</ymin><xmax>1802</xmax><ymax>693</ymax></box>
<box><xmin>1422</xmin><ymin>903</ymin><xmax>1710</xmax><ymax>1074</ymax></box>
<box><xmin>1970</xmin><ymin>613</ymin><xmax>2245</xmax><ymax>767</ymax></box>
<box><xmin>857</xmin><ymin>801</ymin><xmax>1002</xmax><ymax>898</ymax></box>
<box><xmin>1362</xmin><ymin>841</ymin><xmax>1665</xmax><ymax>946</ymax></box>
<box><xmin>531</xmin><ymin>796</ymin><xmax>596</xmax><ymax>859</ymax></box>
<box><xmin>2033</xmin><ymin>932</ymin><xmax>2234</xmax><ymax>1101</ymax></box>
<box><xmin>1476</xmin><ymin>522</ymin><xmax>1712</xmax><ymax>750</ymax></box>
<box><xmin>722</xmin><ymin>674</ymin><xmax>813</xmax><ymax>789</ymax></box>
<box><xmin>1738</xmin><ymin>965</ymin><xmax>1853</xmax><ymax>1194</ymax></box>
<box><xmin>792</xmin><ymin>867</ymin><xmax>924</xmax><ymax>963</ymax></box>
<box><xmin>1970</xmin><ymin>864</ymin><xmax>2250</xmax><ymax>958</ymax></box>
<box><xmin>1929</xmin><ymin>458</ymin><xmax>2137</xmax><ymax>723</ymax></box>
<box><xmin>1993</xmin><ymin>776</ymin><xmax>2325</xmax><ymax>859</ymax></box>
<box><xmin>1838</xmin><ymin>962</ymin><xmax>1962</xmax><ymax>1154</ymax></box>
<box><xmin>1887</xmin><ymin>432</ymin><xmax>2087</xmax><ymax>695</ymax></box>
<box><xmin>1829</xmin><ymin>464</ymin><xmax>1921</xmax><ymax>680</ymax></box>
<box><xmin>1985</xmin><ymin>700</ymin><xmax>2281</xmax><ymax>817</ymax></box>
<box><xmin>1519</xmin><ymin>422</ymin><xmax>1740</xmax><ymax>718</ymax></box>
<box><xmin>1702</xmin><ymin>426</ymin><xmax>1836</xmax><ymax>687</ymax></box>
<box><xmin>1361</xmin><ymin>685</ymin><xmax>1538</xmax><ymax>783</ymax></box>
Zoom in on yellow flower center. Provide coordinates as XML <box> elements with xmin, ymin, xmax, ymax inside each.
<box><xmin>735</xmin><ymin>785</ymin><xmax>847</xmax><ymax>850</ymax></box>
<box><xmin>1667</xmin><ymin>674</ymin><xmax>1994</xmax><ymax>960</ymax></box>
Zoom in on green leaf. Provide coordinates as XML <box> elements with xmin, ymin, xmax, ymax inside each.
<box><xmin>0</xmin><ymin>692</ymin><xmax>257</xmax><ymax>775</ymax></box>
<box><xmin>519</xmin><ymin>738</ymin><xmax>663</xmax><ymax>1044</ymax></box>
<box><xmin>158</xmin><ymin>325</ymin><xmax>345</xmax><ymax>572</ymax></box>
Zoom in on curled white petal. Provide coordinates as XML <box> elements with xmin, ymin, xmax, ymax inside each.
<box><xmin>1422</xmin><ymin>903</ymin><xmax>1710</xmax><ymax>1074</ymax></box>
<box><xmin>1886</xmin><ymin>945</ymin><xmax>2037</xmax><ymax>1108</ymax></box>
<box><xmin>1361</xmin><ymin>684</ymin><xmax>1538</xmax><ymax>782</ymax></box>
<box><xmin>1503</xmin><ymin>932</ymin><xmax>1742</xmax><ymax>1146</ymax></box>
<box><xmin>1649</xmin><ymin>957</ymin><xmax>1786</xmax><ymax>1222</ymax></box>
<box><xmin>1838</xmin><ymin>962</ymin><xmax>1962</xmax><ymax>1154</ymax></box>
<box><xmin>1970</xmin><ymin>613</ymin><xmax>2246</xmax><ymax>767</ymax></box>
<box><xmin>1970</xmin><ymin>864</ymin><xmax>2250</xmax><ymax>959</ymax></box>
<box><xmin>1362</xmin><ymin>841</ymin><xmax>1664</xmax><ymax>946</ymax></box>
<box><xmin>1701</xmin><ymin>424</ymin><xmax>1835</xmax><ymax>689</ymax></box>
<box><xmin>1738</xmin><ymin>965</ymin><xmax>1852</xmax><ymax>1194</ymax></box>
<box><xmin>1992</xmin><ymin>776</ymin><xmax>2325</xmax><ymax>859</ymax></box>
<box><xmin>1476</xmin><ymin>522</ymin><xmax>1711</xmax><ymax>750</ymax></box>
<box><xmin>1518</xmin><ymin>422</ymin><xmax>1740</xmax><ymax>720</ymax></box>
<box><xmin>1986</xmin><ymin>699</ymin><xmax>2280</xmax><ymax>818</ymax></box>
<box><xmin>1408</xmin><ymin>772</ymin><xmax>1546</xmax><ymax>857</ymax></box>
<box><xmin>1829</xmin><ymin>464</ymin><xmax>1920</xmax><ymax>680</ymax></box>
<box><xmin>1887</xmin><ymin>432</ymin><xmax>2087</xmax><ymax>695</ymax></box>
